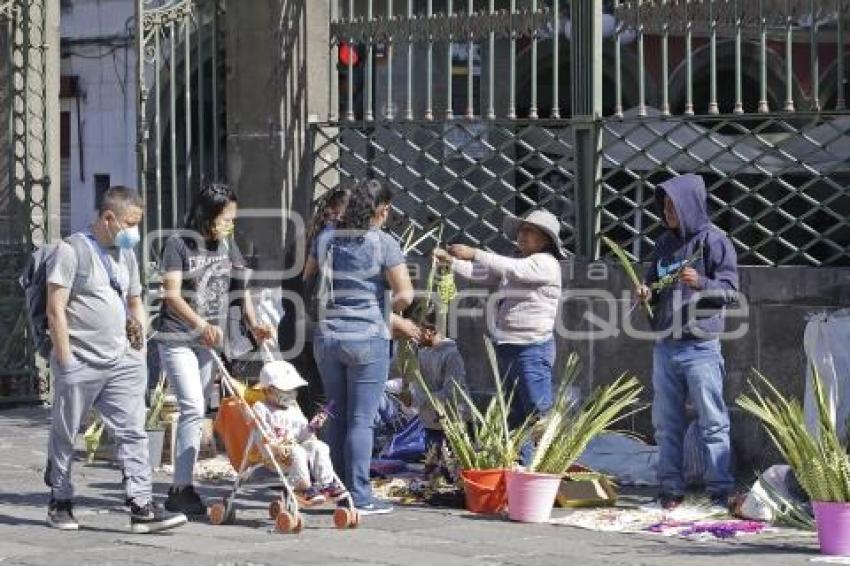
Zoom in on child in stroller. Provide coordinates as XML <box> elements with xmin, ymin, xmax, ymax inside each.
<box><xmin>252</xmin><ymin>360</ymin><xmax>348</xmax><ymax>507</ymax></box>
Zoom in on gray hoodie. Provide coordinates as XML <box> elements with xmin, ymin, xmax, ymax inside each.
<box><xmin>410</xmin><ymin>338</ymin><xmax>469</xmax><ymax>430</ymax></box>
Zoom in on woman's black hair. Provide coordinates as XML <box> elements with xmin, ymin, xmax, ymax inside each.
<box><xmin>307</xmin><ymin>185</ymin><xmax>351</xmax><ymax>247</ymax></box>
<box><xmin>187</xmin><ymin>182</ymin><xmax>238</xmax><ymax>238</ymax></box>
<box><xmin>338</xmin><ymin>178</ymin><xmax>393</xmax><ymax>234</ymax></box>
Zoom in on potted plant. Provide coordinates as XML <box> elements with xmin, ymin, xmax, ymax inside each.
<box><xmin>737</xmin><ymin>366</ymin><xmax>850</xmax><ymax>556</ymax></box>
<box><xmin>504</xmin><ymin>369</ymin><xmax>643</xmax><ymax>523</ymax></box>
<box><xmin>145</xmin><ymin>373</ymin><xmax>168</xmax><ymax>470</ymax></box>
<box><xmin>410</xmin><ymin>338</ymin><xmax>533</xmax><ymax>514</ymax></box>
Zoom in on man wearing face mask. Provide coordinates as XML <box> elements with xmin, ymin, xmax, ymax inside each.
<box><xmin>44</xmin><ymin>186</ymin><xmax>187</xmax><ymax>533</ymax></box>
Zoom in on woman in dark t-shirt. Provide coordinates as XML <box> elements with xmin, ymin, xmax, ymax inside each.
<box><xmin>156</xmin><ymin>183</ymin><xmax>275</xmax><ymax>516</ymax></box>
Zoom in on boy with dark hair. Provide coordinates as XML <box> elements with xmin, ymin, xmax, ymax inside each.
<box><xmin>408</xmin><ymin>303</ymin><xmax>470</xmax><ymax>457</ymax></box>
<box><xmin>637</xmin><ymin>174</ymin><xmax>739</xmax><ymax>511</ymax></box>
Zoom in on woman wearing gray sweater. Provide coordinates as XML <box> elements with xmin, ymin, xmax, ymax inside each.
<box><xmin>434</xmin><ymin>209</ymin><xmax>565</xmax><ymax>464</ymax></box>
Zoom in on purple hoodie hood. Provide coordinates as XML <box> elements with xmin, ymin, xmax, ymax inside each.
<box><xmin>645</xmin><ymin>174</ymin><xmax>739</xmax><ymax>340</ymax></box>
<box><xmin>655</xmin><ymin>173</ymin><xmax>711</xmax><ymax>240</ymax></box>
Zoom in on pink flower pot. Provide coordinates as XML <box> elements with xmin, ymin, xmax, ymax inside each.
<box><xmin>505</xmin><ymin>470</ymin><xmax>561</xmax><ymax>523</ymax></box>
<box><xmin>814</xmin><ymin>501</ymin><xmax>850</xmax><ymax>556</ymax></box>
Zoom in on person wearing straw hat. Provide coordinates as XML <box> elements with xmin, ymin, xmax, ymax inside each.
<box><xmin>435</xmin><ymin>209</ymin><xmax>566</xmax><ymax>464</ymax></box>
<box><xmin>252</xmin><ymin>360</ymin><xmax>348</xmax><ymax>507</ymax></box>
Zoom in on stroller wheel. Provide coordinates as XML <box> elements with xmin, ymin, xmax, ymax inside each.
<box><xmin>333</xmin><ymin>507</ymin><xmax>360</xmax><ymax>529</ymax></box>
<box><xmin>275</xmin><ymin>510</ymin><xmax>300</xmax><ymax>534</ymax></box>
<box><xmin>208</xmin><ymin>500</ymin><xmax>234</xmax><ymax>525</ymax></box>
<box><xmin>268</xmin><ymin>499</ymin><xmax>282</xmax><ymax>520</ymax></box>
<box><xmin>333</xmin><ymin>507</ymin><xmax>351</xmax><ymax>529</ymax></box>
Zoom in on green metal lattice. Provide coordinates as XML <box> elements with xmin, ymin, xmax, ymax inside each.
<box><xmin>311</xmin><ymin>120</ymin><xmax>577</xmax><ymax>256</ymax></box>
<box><xmin>0</xmin><ymin>0</ymin><xmax>51</xmax><ymax>403</ymax></box>
<box><xmin>599</xmin><ymin>111</ymin><xmax>850</xmax><ymax>266</ymax></box>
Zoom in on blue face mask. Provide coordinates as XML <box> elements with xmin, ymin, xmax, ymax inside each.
<box><xmin>114</xmin><ymin>223</ymin><xmax>141</xmax><ymax>250</ymax></box>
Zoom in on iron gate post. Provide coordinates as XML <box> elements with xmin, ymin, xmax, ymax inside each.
<box><xmin>570</xmin><ymin>0</ymin><xmax>603</xmax><ymax>260</ymax></box>
<box><xmin>135</xmin><ymin>0</ymin><xmax>149</xmax><ymax>280</ymax></box>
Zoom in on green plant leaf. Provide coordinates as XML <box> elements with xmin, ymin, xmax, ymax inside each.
<box><xmin>737</xmin><ymin>363</ymin><xmax>850</xmax><ymax>503</ymax></box>
<box><xmin>600</xmin><ymin>236</ymin><xmax>653</xmax><ymax>318</ymax></box>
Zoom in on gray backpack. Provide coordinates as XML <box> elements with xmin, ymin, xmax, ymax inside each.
<box><xmin>19</xmin><ymin>233</ymin><xmax>93</xmax><ymax>358</ymax></box>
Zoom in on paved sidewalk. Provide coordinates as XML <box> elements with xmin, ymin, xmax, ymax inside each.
<box><xmin>0</xmin><ymin>406</ymin><xmax>821</xmax><ymax>566</ymax></box>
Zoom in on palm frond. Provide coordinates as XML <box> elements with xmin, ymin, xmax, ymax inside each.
<box><xmin>736</xmin><ymin>363</ymin><xmax>850</xmax><ymax>503</ymax></box>
<box><xmin>530</xmin><ymin>374</ymin><xmax>644</xmax><ymax>475</ymax></box>
<box><xmin>600</xmin><ymin>235</ymin><xmax>653</xmax><ymax>318</ymax></box>
<box><xmin>145</xmin><ymin>373</ymin><xmax>168</xmax><ymax>430</ymax></box>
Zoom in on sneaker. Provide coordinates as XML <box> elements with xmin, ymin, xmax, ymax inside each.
<box><xmin>321</xmin><ymin>482</ymin><xmax>348</xmax><ymax>500</ymax></box>
<box><xmin>129</xmin><ymin>501</ymin><xmax>187</xmax><ymax>534</ymax></box>
<box><xmin>355</xmin><ymin>500</ymin><xmax>394</xmax><ymax>515</ymax></box>
<box><xmin>296</xmin><ymin>485</ymin><xmax>326</xmax><ymax>507</ymax></box>
<box><xmin>47</xmin><ymin>499</ymin><xmax>79</xmax><ymax>530</ymax></box>
<box><xmin>164</xmin><ymin>485</ymin><xmax>206</xmax><ymax>516</ymax></box>
<box><xmin>658</xmin><ymin>493</ymin><xmax>685</xmax><ymax>511</ymax></box>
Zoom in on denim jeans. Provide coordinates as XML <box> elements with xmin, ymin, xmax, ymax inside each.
<box><xmin>652</xmin><ymin>338</ymin><xmax>734</xmax><ymax>496</ymax></box>
<box><xmin>157</xmin><ymin>343</ymin><xmax>215</xmax><ymax>487</ymax></box>
<box><xmin>495</xmin><ymin>337</ymin><xmax>555</xmax><ymax>464</ymax></box>
<box><xmin>314</xmin><ymin>335</ymin><xmax>390</xmax><ymax>507</ymax></box>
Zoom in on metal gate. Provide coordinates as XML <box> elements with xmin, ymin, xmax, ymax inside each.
<box><xmin>0</xmin><ymin>0</ymin><xmax>52</xmax><ymax>403</ymax></box>
<box><xmin>311</xmin><ymin>0</ymin><xmax>850</xmax><ymax>267</ymax></box>
<box><xmin>135</xmin><ymin>0</ymin><xmax>226</xmax><ymax>277</ymax></box>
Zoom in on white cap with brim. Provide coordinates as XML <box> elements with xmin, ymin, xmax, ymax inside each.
<box><xmin>259</xmin><ymin>360</ymin><xmax>308</xmax><ymax>391</ymax></box>
<box><xmin>503</xmin><ymin>209</ymin><xmax>568</xmax><ymax>259</ymax></box>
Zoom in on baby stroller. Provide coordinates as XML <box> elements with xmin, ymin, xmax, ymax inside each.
<box><xmin>206</xmin><ymin>349</ymin><xmax>360</xmax><ymax>532</ymax></box>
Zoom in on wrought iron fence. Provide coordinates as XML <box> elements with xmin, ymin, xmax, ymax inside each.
<box><xmin>310</xmin><ymin>0</ymin><xmax>850</xmax><ymax>267</ymax></box>
<box><xmin>599</xmin><ymin>111</ymin><xmax>850</xmax><ymax>266</ymax></box>
<box><xmin>0</xmin><ymin>0</ymin><xmax>51</xmax><ymax>403</ymax></box>
<box><xmin>136</xmin><ymin>0</ymin><xmax>226</xmax><ymax>277</ymax></box>
<box><xmin>312</xmin><ymin>120</ymin><xmax>576</xmax><ymax>255</ymax></box>
<box><xmin>613</xmin><ymin>0</ymin><xmax>850</xmax><ymax>115</ymax></box>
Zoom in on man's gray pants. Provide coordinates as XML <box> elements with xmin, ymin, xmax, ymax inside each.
<box><xmin>47</xmin><ymin>350</ymin><xmax>152</xmax><ymax>505</ymax></box>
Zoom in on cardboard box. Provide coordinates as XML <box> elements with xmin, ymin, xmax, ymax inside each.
<box><xmin>556</xmin><ymin>474</ymin><xmax>617</xmax><ymax>508</ymax></box>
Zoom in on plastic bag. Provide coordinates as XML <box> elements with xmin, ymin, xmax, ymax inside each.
<box><xmin>738</xmin><ymin>464</ymin><xmax>810</xmax><ymax>525</ymax></box>
<box><xmin>380</xmin><ymin>416</ymin><xmax>426</xmax><ymax>462</ymax></box>
<box><xmin>803</xmin><ymin>312</ymin><xmax>850</xmax><ymax>443</ymax></box>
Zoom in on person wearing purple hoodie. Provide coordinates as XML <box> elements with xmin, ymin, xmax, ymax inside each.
<box><xmin>637</xmin><ymin>173</ymin><xmax>739</xmax><ymax>511</ymax></box>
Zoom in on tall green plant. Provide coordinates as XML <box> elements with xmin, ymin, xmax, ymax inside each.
<box><xmin>737</xmin><ymin>366</ymin><xmax>850</xmax><ymax>503</ymax></box>
<box><xmin>530</xmin><ymin>372</ymin><xmax>643</xmax><ymax>475</ymax></box>
<box><xmin>145</xmin><ymin>373</ymin><xmax>168</xmax><ymax>431</ymax></box>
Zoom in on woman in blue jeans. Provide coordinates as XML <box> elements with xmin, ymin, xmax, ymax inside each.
<box><xmin>309</xmin><ymin>179</ymin><xmax>414</xmax><ymax>515</ymax></box>
<box><xmin>435</xmin><ymin>209</ymin><xmax>566</xmax><ymax>464</ymax></box>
